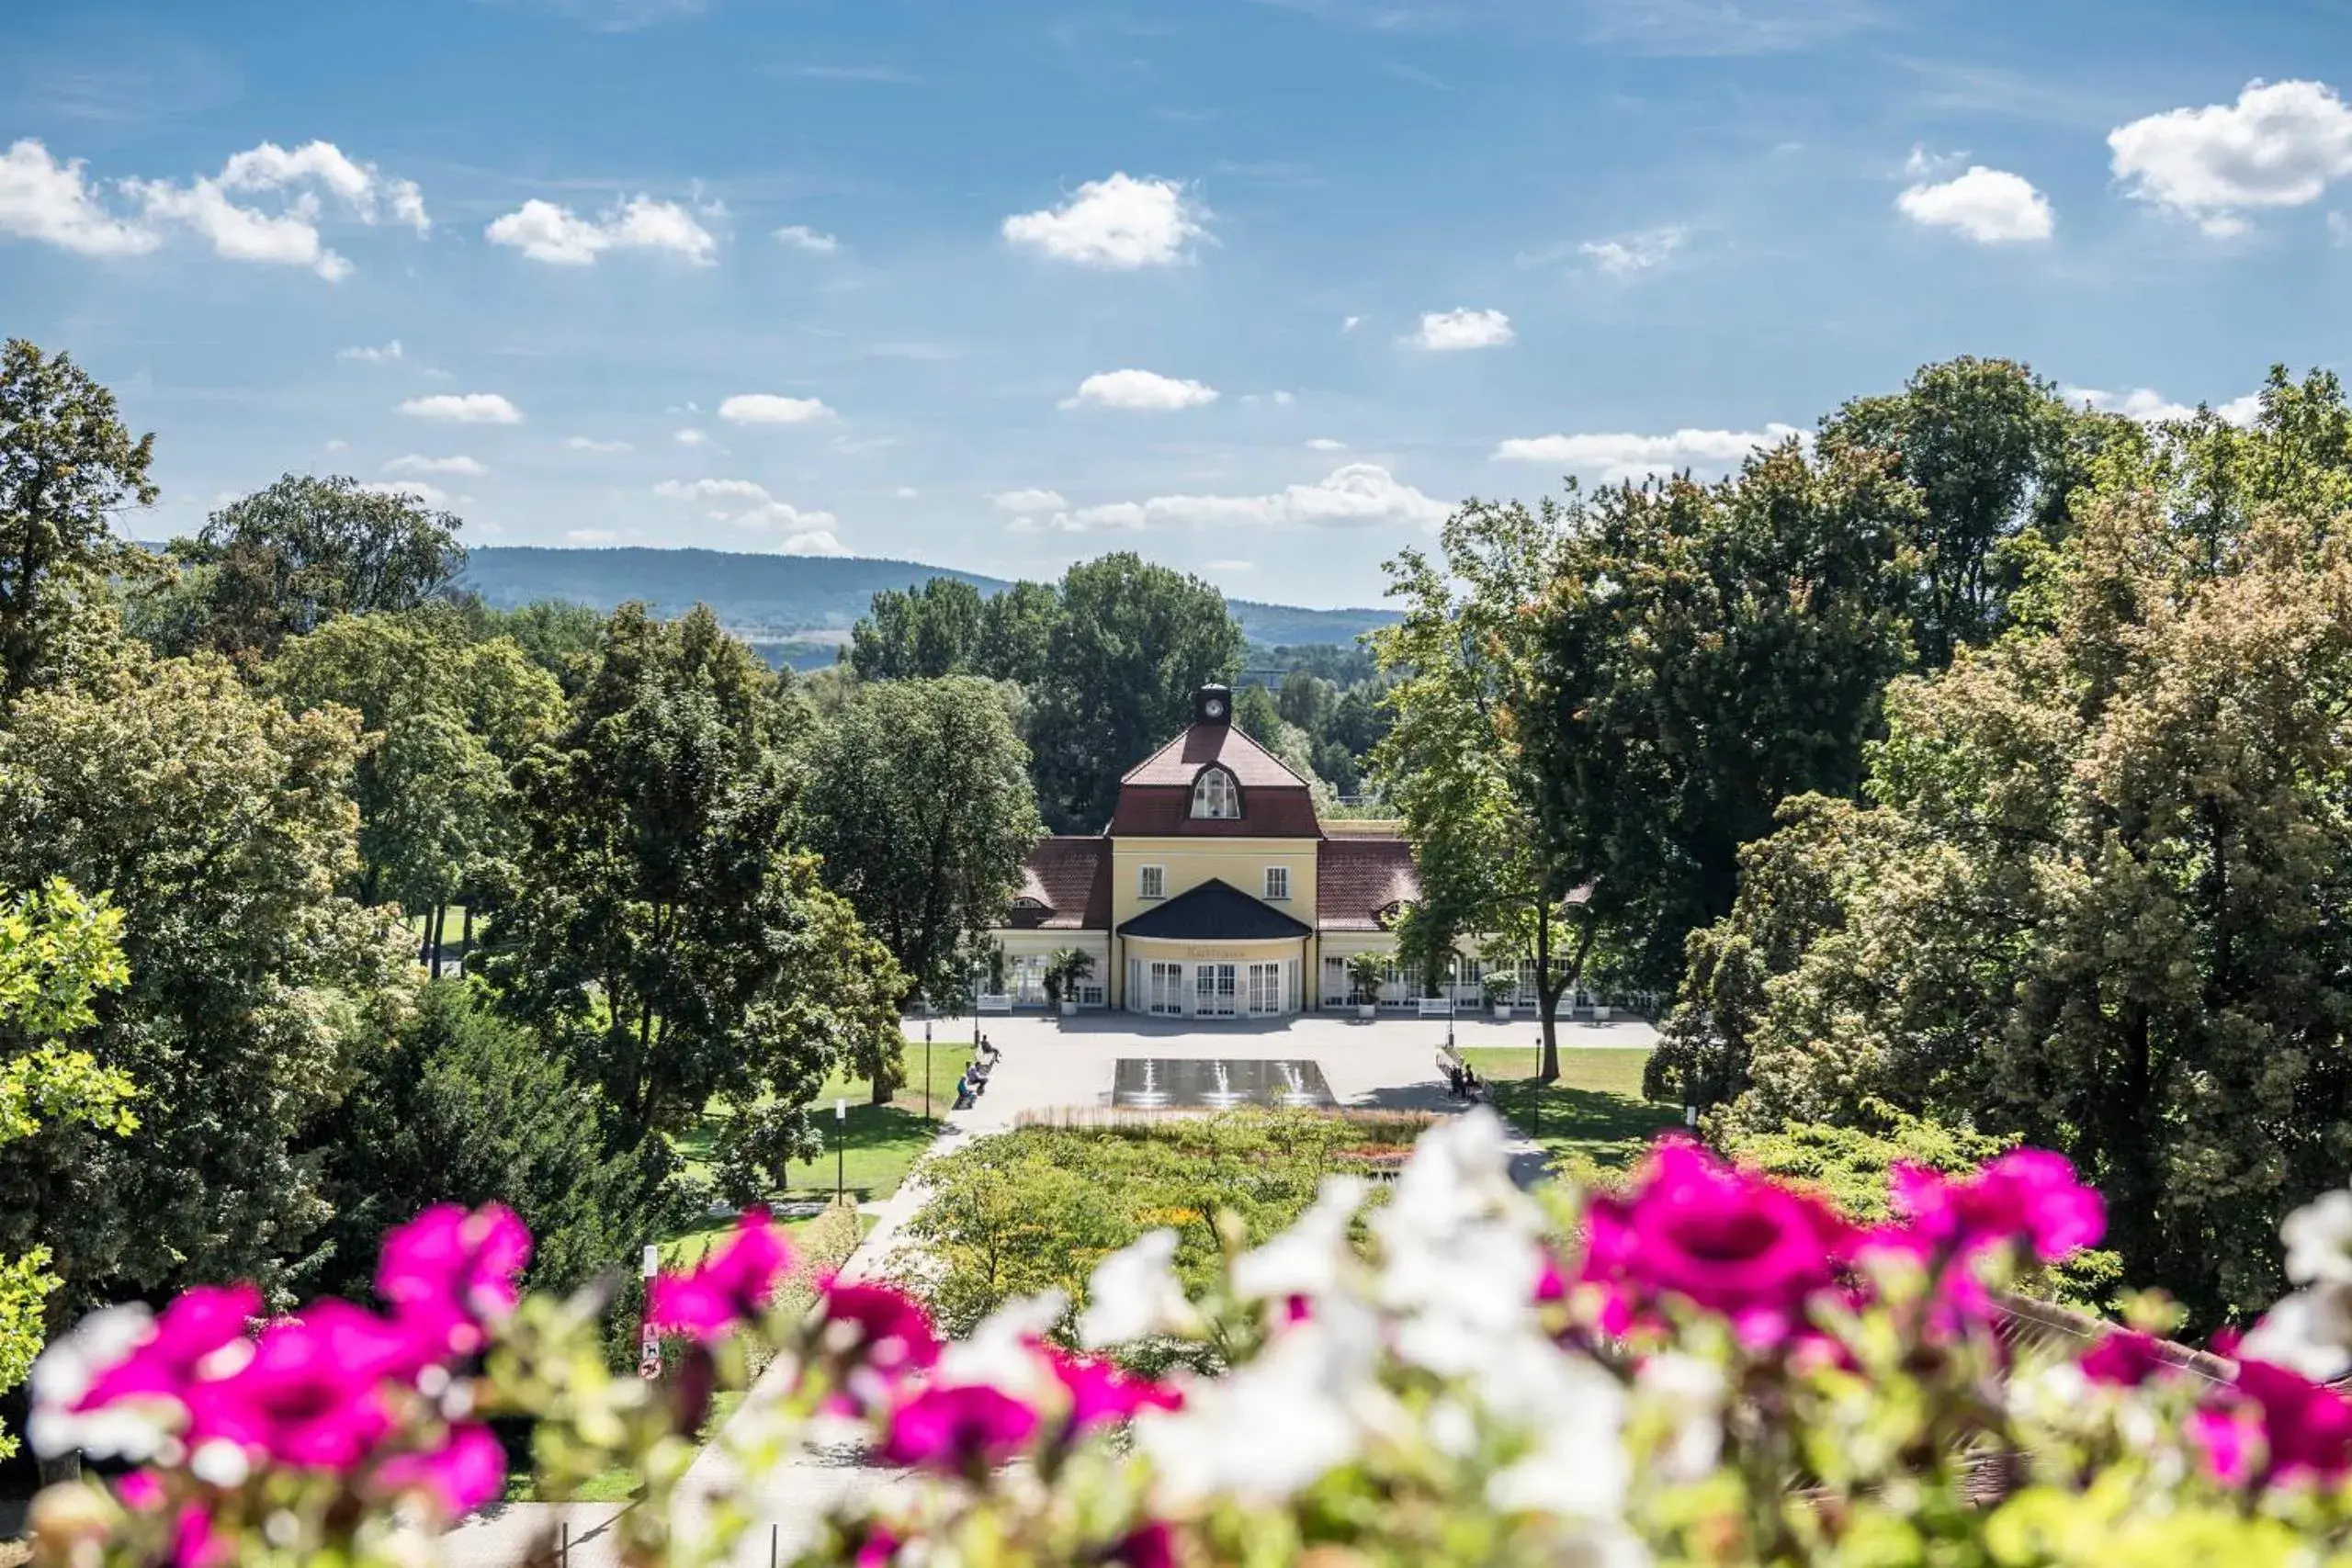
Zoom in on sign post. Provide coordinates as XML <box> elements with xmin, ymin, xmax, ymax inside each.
<box><xmin>637</xmin><ymin>1242</ymin><xmax>662</xmax><ymax>1380</ymax></box>
<box><xmin>834</xmin><ymin>1098</ymin><xmax>847</xmax><ymax>1204</ymax></box>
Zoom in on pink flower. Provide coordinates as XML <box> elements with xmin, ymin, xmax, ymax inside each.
<box><xmin>376</xmin><ymin>1205</ymin><xmax>532</xmax><ymax>1359</ymax></box>
<box><xmin>878</xmin><ymin>1383</ymin><xmax>1040</xmax><ymax>1472</ymax></box>
<box><xmin>187</xmin><ymin>1302</ymin><xmax>408</xmax><ymax>1470</ymax></box>
<box><xmin>2080</xmin><ymin>1328</ymin><xmax>2173</xmax><ymax>1387</ymax></box>
<box><xmin>851</xmin><ymin>1529</ymin><xmax>899</xmax><ymax>1568</ymax></box>
<box><xmin>1112</xmin><ymin>1520</ymin><xmax>1178</xmax><ymax>1568</ymax></box>
<box><xmin>170</xmin><ymin>1506</ymin><xmax>228</xmax><ymax>1568</ymax></box>
<box><xmin>2194</xmin><ymin>1359</ymin><xmax>2352</xmax><ymax>1486</ymax></box>
<box><xmin>1046</xmin><ymin>1351</ymin><xmax>1183</xmax><ymax>1431</ymax></box>
<box><xmin>113</xmin><ymin>1471</ymin><xmax>165</xmax><ymax>1512</ymax></box>
<box><xmin>647</xmin><ymin>1213</ymin><xmax>794</xmax><ymax>1342</ymax></box>
<box><xmin>1580</xmin><ymin>1139</ymin><xmax>1856</xmax><ymax>1346</ymax></box>
<box><xmin>1887</xmin><ymin>1152</ymin><xmax>2104</xmax><ymax>1265</ymax></box>
<box><xmin>376</xmin><ymin>1422</ymin><xmax>507</xmax><ymax>1517</ymax></box>
<box><xmin>79</xmin><ymin>1286</ymin><xmax>261</xmax><ymax>1413</ymax></box>
<box><xmin>817</xmin><ymin>1281</ymin><xmax>941</xmax><ymax>1373</ymax></box>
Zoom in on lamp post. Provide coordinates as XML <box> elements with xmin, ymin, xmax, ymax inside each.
<box><xmin>637</xmin><ymin>1243</ymin><xmax>662</xmax><ymax>1380</ymax></box>
<box><xmin>970</xmin><ymin>960</ymin><xmax>982</xmax><ymax>1047</ymax></box>
<box><xmin>834</xmin><ymin>1098</ymin><xmax>847</xmax><ymax>1204</ymax></box>
<box><xmin>923</xmin><ymin>1015</ymin><xmax>933</xmax><ymax>1122</ymax></box>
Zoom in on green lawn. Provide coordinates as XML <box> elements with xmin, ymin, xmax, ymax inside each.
<box><xmin>1460</xmin><ymin>1047</ymin><xmax>1682</xmax><ymax>1180</ymax></box>
<box><xmin>668</xmin><ymin>1041</ymin><xmax>973</xmax><ymax>1233</ymax></box>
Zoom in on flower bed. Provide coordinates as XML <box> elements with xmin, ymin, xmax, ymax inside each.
<box><xmin>29</xmin><ymin>1117</ymin><xmax>2352</xmax><ymax>1566</ymax></box>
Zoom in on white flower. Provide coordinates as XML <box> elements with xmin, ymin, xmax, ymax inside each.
<box><xmin>28</xmin><ymin>1303</ymin><xmax>170</xmax><ymax>1461</ymax></box>
<box><xmin>1634</xmin><ymin>1352</ymin><xmax>1724</xmax><ymax>1483</ymax></box>
<box><xmin>1138</xmin><ymin>1295</ymin><xmax>1388</xmax><ymax>1506</ymax></box>
<box><xmin>1078</xmin><ymin>1230</ymin><xmax>1199</xmax><ymax>1348</ymax></box>
<box><xmin>2243</xmin><ymin>1286</ymin><xmax>2352</xmax><ymax>1382</ymax></box>
<box><xmin>2281</xmin><ymin>1190</ymin><xmax>2352</xmax><ymax>1285</ymax></box>
<box><xmin>1484</xmin><ymin>1348</ymin><xmax>1631</xmax><ymax>1517</ymax></box>
<box><xmin>1231</xmin><ymin>1175</ymin><xmax>1365</xmax><ymax>1303</ymax></box>
<box><xmin>1373</xmin><ymin>1113</ymin><xmax>1546</xmax><ymax>1376</ymax></box>
<box><xmin>935</xmin><ymin>1291</ymin><xmax>1067</xmax><ymax>1401</ymax></box>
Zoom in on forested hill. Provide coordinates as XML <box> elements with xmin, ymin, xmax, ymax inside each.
<box><xmin>457</xmin><ymin>546</ymin><xmax>1400</xmax><ymax>647</ymax></box>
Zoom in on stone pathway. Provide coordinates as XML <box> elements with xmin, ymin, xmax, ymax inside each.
<box><xmin>439</xmin><ymin>1013</ymin><xmax>1653</xmax><ymax>1565</ymax></box>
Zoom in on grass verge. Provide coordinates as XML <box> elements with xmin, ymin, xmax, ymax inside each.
<box><xmin>1459</xmin><ymin>1046</ymin><xmax>1682</xmax><ymax>1182</ymax></box>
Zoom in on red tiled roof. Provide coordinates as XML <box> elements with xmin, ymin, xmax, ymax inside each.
<box><xmin>1317</xmin><ymin>837</ymin><xmax>1420</xmax><ymax>931</ymax></box>
<box><xmin>1108</xmin><ymin>786</ymin><xmax>1322</xmax><ymax>838</ymax></box>
<box><xmin>1121</xmin><ymin>722</ymin><xmax>1314</xmax><ymax>790</ymax></box>
<box><xmin>1006</xmin><ymin>837</ymin><xmax>1112</xmax><ymax>930</ymax></box>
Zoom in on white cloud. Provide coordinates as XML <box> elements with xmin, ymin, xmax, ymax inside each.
<box><xmin>0</xmin><ymin>141</ymin><xmax>159</xmax><ymax>255</ymax></box>
<box><xmin>567</xmin><ymin>529</ymin><xmax>618</xmax><ymax>544</ymax></box>
<box><xmin>779</xmin><ymin>528</ymin><xmax>850</xmax><ymax>556</ymax></box>
<box><xmin>129</xmin><ymin>138</ymin><xmax>426</xmax><ymax>279</ymax></box>
<box><xmin>385</xmin><ymin>454</ymin><xmax>486</xmax><ymax>476</ymax></box>
<box><xmin>325</xmin><ymin>438</ymin><xmax>349</xmax><ymax>453</ymax></box>
<box><xmin>1034</xmin><ymin>464</ymin><xmax>1450</xmax><ymax>534</ymax></box>
<box><xmin>486</xmin><ymin>195</ymin><xmax>718</xmax><ymax>265</ymax></box>
<box><xmin>1492</xmin><ymin>423</ymin><xmax>1806</xmax><ymax>480</ymax></box>
<box><xmin>0</xmin><ymin>137</ymin><xmax>422</xmax><ymax>276</ymax></box>
<box><xmin>1579</xmin><ymin>224</ymin><xmax>1686</xmax><ymax>275</ymax></box>
<box><xmin>653</xmin><ymin>477</ymin><xmax>771</xmax><ymax>502</ymax></box>
<box><xmin>1060</xmin><ymin>369</ymin><xmax>1220</xmax><ymax>411</ymax></box>
<box><xmin>1001</xmin><ymin>172</ymin><xmax>1204</xmax><ymax>268</ymax></box>
<box><xmin>894</xmin><ymin>485</ymin><xmax>920</xmax><ymax>499</ymax></box>
<box><xmin>399</xmin><ymin>393</ymin><xmax>524</xmax><ymax>423</ymax></box>
<box><xmin>565</xmin><ymin>435</ymin><xmax>631</xmax><ymax>452</ymax></box>
<box><xmin>2061</xmin><ymin>385</ymin><xmax>2264</xmax><ymax>426</ymax></box>
<box><xmin>991</xmin><ymin>488</ymin><xmax>1069</xmax><ymax>513</ymax></box>
<box><xmin>2109</xmin><ymin>79</ymin><xmax>2352</xmax><ymax>235</ymax></box>
<box><xmin>356</xmin><ymin>479</ymin><xmax>448</xmax><ymax>504</ymax></box>
<box><xmin>1204</xmin><ymin>559</ymin><xmax>1255</xmax><ymax>571</ymax></box>
<box><xmin>1340</xmin><ymin>314</ymin><xmax>1363</xmax><ymax>333</ymax></box>
<box><xmin>674</xmin><ymin>428</ymin><xmax>708</xmax><ymax>446</ymax></box>
<box><xmin>1272</xmin><ymin>389</ymin><xmax>1296</xmax><ymax>407</ymax></box>
<box><xmin>1408</xmin><ymin>308</ymin><xmax>1514</xmax><ymax>351</ymax></box>
<box><xmin>775</xmin><ymin>223</ymin><xmax>839</xmax><ymax>253</ymax></box>
<box><xmin>1904</xmin><ymin>143</ymin><xmax>1966</xmax><ymax>179</ymax></box>
<box><xmin>1895</xmin><ymin>166</ymin><xmax>2053</xmax><ymax>243</ymax></box>
<box><xmin>338</xmin><ymin>339</ymin><xmax>402</xmax><ymax>364</ymax></box>
<box><xmin>656</xmin><ymin>476</ymin><xmax>845</xmax><ymax>552</ymax></box>
<box><xmin>1306</xmin><ymin>437</ymin><xmax>1348</xmax><ymax>451</ymax></box>
<box><xmin>718</xmin><ymin>392</ymin><xmax>834</xmax><ymax>424</ymax></box>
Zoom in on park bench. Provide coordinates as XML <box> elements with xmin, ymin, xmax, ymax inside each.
<box><xmin>977</xmin><ymin>992</ymin><xmax>1013</xmax><ymax>1014</ymax></box>
<box><xmin>1417</xmin><ymin>997</ymin><xmax>1454</xmax><ymax>1019</ymax></box>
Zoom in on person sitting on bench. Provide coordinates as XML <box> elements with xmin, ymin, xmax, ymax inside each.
<box><xmin>953</xmin><ymin>1072</ymin><xmax>974</xmax><ymax>1110</ymax></box>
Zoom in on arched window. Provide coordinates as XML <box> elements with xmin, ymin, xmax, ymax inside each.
<box><xmin>1191</xmin><ymin>765</ymin><xmax>1240</xmax><ymax>819</ymax></box>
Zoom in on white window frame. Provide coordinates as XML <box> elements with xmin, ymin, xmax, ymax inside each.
<box><xmin>1263</xmin><ymin>865</ymin><xmax>1290</xmax><ymax>901</ymax></box>
<box><xmin>1190</xmin><ymin>766</ymin><xmax>1240</xmax><ymax>820</ymax></box>
<box><xmin>1138</xmin><ymin>864</ymin><xmax>1166</xmax><ymax>900</ymax></box>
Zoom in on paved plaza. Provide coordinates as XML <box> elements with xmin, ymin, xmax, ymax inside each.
<box><xmin>441</xmin><ymin>1012</ymin><xmax>1656</xmax><ymax>1568</ymax></box>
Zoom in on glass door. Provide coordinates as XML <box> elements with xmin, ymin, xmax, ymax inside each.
<box><xmin>1247</xmin><ymin>962</ymin><xmax>1283</xmax><ymax>1016</ymax></box>
<box><xmin>1194</xmin><ymin>963</ymin><xmax>1237</xmax><ymax>1017</ymax></box>
<box><xmin>1148</xmin><ymin>962</ymin><xmax>1184</xmax><ymax>1016</ymax></box>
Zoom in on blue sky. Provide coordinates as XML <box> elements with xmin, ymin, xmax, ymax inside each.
<box><xmin>5</xmin><ymin>0</ymin><xmax>2349</xmax><ymax>607</ymax></box>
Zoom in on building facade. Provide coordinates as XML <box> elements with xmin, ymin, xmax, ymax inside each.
<box><xmin>990</xmin><ymin>683</ymin><xmax>1442</xmax><ymax>1018</ymax></box>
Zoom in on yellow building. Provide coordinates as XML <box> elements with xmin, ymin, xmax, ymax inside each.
<box><xmin>990</xmin><ymin>683</ymin><xmax>1433</xmax><ymax>1018</ymax></box>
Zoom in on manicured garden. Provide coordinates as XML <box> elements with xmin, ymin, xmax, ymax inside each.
<box><xmin>896</xmin><ymin>1108</ymin><xmax>1433</xmax><ymax>1349</ymax></box>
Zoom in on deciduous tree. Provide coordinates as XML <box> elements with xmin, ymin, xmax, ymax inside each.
<box><xmin>0</xmin><ymin>654</ymin><xmax>416</xmax><ymax>1313</ymax></box>
<box><xmin>0</xmin><ymin>339</ymin><xmax>155</xmax><ymax>700</ymax></box>
<box><xmin>484</xmin><ymin>605</ymin><xmax>905</xmax><ymax>1156</ymax></box>
<box><xmin>1029</xmin><ymin>555</ymin><xmax>1243</xmax><ymax>831</ymax></box>
<box><xmin>797</xmin><ymin>677</ymin><xmax>1042</xmax><ymax>1060</ymax></box>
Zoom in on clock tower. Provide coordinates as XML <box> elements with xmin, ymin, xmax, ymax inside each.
<box><xmin>1193</xmin><ymin>682</ymin><xmax>1232</xmax><ymax>726</ymax></box>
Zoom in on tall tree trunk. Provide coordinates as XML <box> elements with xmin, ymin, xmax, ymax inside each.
<box><xmin>1534</xmin><ymin>913</ymin><xmax>1560</xmax><ymax>1082</ymax></box>
<box><xmin>461</xmin><ymin>903</ymin><xmax>474</xmax><ymax>956</ymax></box>
<box><xmin>429</xmin><ymin>901</ymin><xmax>447</xmax><ymax>976</ymax></box>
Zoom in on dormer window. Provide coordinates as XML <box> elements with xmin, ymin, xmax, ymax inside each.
<box><xmin>1191</xmin><ymin>765</ymin><xmax>1240</xmax><ymax>819</ymax></box>
<box><xmin>1010</xmin><ymin>896</ymin><xmax>1046</xmax><ymax>911</ymax></box>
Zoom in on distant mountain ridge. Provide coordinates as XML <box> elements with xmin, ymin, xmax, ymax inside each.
<box><xmin>457</xmin><ymin>547</ymin><xmax>1401</xmax><ymax>649</ymax></box>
